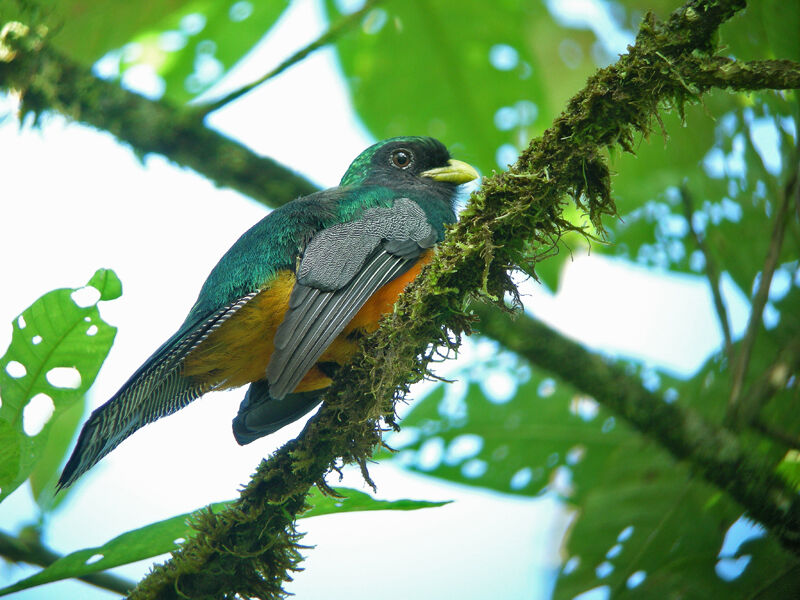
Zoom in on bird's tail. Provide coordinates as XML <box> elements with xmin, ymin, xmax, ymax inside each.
<box><xmin>58</xmin><ymin>294</ymin><xmax>257</xmax><ymax>489</ymax></box>
<box><xmin>57</xmin><ymin>370</ymin><xmax>211</xmax><ymax>490</ymax></box>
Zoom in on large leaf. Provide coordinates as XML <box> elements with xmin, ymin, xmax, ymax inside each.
<box><xmin>1</xmin><ymin>1</ymin><xmax>290</xmax><ymax>104</ymax></box>
<box><xmin>609</xmin><ymin>101</ymin><xmax>799</xmax><ymax>296</ymax></box>
<box><xmin>4</xmin><ymin>1</ymin><xmax>195</xmax><ymax>65</ymax></box>
<box><xmin>323</xmin><ymin>0</ymin><xmax>552</xmax><ymax>175</ymax></box>
<box><xmin>116</xmin><ymin>0</ymin><xmax>290</xmax><ymax>103</ymax></box>
<box><xmin>324</xmin><ymin>0</ymin><xmax>605</xmax><ymax>290</ymax></box>
<box><xmin>394</xmin><ymin>343</ymin><xmax>800</xmax><ymax>598</ymax></box>
<box><xmin>0</xmin><ymin>487</ymin><xmax>448</xmax><ymax>596</ymax></box>
<box><xmin>0</xmin><ymin>269</ymin><xmax>120</xmax><ymax>503</ymax></box>
<box><xmin>602</xmin><ymin>0</ymin><xmax>800</xmax><ymax>288</ymax></box>
<box><xmin>390</xmin><ymin>357</ymin><xmax>633</xmax><ymax>502</ymax></box>
<box><xmin>0</xmin><ymin>501</ymin><xmax>229</xmax><ymax>597</ymax></box>
<box><xmin>553</xmin><ymin>443</ymin><xmax>800</xmax><ymax>599</ymax></box>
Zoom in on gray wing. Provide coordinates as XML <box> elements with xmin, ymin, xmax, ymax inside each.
<box><xmin>58</xmin><ymin>292</ymin><xmax>258</xmax><ymax>489</ymax></box>
<box><xmin>266</xmin><ymin>199</ymin><xmax>437</xmax><ymax>399</ymax></box>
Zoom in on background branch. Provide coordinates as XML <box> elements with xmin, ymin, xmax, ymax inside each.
<box><xmin>728</xmin><ymin>156</ymin><xmax>799</xmax><ymax>423</ymax></box>
<box><xmin>680</xmin><ymin>182</ymin><xmax>733</xmax><ymax>360</ymax></box>
<box><xmin>689</xmin><ymin>57</ymin><xmax>800</xmax><ymax>91</ymax></box>
<box><xmin>0</xmin><ymin>530</ymin><xmax>133</xmax><ymax>596</ymax></box>
<box><xmin>0</xmin><ymin>26</ymin><xmax>315</xmax><ymax>209</ymax></box>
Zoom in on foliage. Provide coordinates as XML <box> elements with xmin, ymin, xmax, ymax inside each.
<box><xmin>0</xmin><ymin>269</ymin><xmax>120</xmax><ymax>506</ymax></box>
<box><xmin>0</xmin><ymin>487</ymin><xmax>448</xmax><ymax>596</ymax></box>
<box><xmin>0</xmin><ymin>0</ymin><xmax>799</xmax><ymax>598</ymax></box>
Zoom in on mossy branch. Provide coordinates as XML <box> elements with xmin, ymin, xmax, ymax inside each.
<box><xmin>689</xmin><ymin>57</ymin><xmax>800</xmax><ymax>91</ymax></box>
<box><xmin>3</xmin><ymin>0</ymin><xmax>800</xmax><ymax>597</ymax></box>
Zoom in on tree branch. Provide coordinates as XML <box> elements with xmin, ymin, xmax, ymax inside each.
<box><xmin>0</xmin><ymin>529</ymin><xmax>134</xmax><ymax>596</ymax></box>
<box><xmin>0</xmin><ymin>23</ymin><xmax>316</xmax><ymax>209</ymax></box>
<box><xmin>688</xmin><ymin>57</ymin><xmax>800</xmax><ymax>91</ymax></box>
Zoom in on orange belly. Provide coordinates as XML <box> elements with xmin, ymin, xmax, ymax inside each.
<box><xmin>183</xmin><ymin>251</ymin><xmax>432</xmax><ymax>394</ymax></box>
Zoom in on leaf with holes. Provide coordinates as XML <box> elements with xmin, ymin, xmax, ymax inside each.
<box><xmin>391</xmin><ymin>369</ymin><xmax>631</xmax><ymax>502</ymax></box>
<box><xmin>0</xmin><ymin>486</ymin><xmax>447</xmax><ymax>596</ymax></box>
<box><xmin>395</xmin><ymin>356</ymin><xmax>800</xmax><ymax>598</ymax></box>
<box><xmin>0</xmin><ymin>269</ymin><xmax>121</xmax><ymax>503</ymax></box>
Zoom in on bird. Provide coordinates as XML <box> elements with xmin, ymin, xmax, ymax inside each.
<box><xmin>57</xmin><ymin>136</ymin><xmax>479</xmax><ymax>489</ymax></box>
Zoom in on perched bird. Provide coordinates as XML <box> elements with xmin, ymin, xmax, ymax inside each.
<box><xmin>58</xmin><ymin>136</ymin><xmax>478</xmax><ymax>489</ymax></box>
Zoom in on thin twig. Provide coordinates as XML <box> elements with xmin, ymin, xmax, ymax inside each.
<box><xmin>730</xmin><ymin>334</ymin><xmax>800</xmax><ymax>429</ymax></box>
<box><xmin>0</xmin><ymin>529</ymin><xmax>135</xmax><ymax>596</ymax></box>
<box><xmin>197</xmin><ymin>0</ymin><xmax>384</xmax><ymax>117</ymax></box>
<box><xmin>679</xmin><ymin>182</ymin><xmax>733</xmax><ymax>361</ymax></box>
<box><xmin>754</xmin><ymin>418</ymin><xmax>800</xmax><ymax>449</ymax></box>
<box><xmin>727</xmin><ymin>158</ymin><xmax>799</xmax><ymax>423</ymax></box>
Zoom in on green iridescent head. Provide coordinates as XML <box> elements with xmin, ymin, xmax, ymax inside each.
<box><xmin>339</xmin><ymin>136</ymin><xmax>479</xmax><ymax>188</ymax></box>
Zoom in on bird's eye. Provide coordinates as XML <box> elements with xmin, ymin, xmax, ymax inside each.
<box><xmin>390</xmin><ymin>149</ymin><xmax>413</xmax><ymax>169</ymax></box>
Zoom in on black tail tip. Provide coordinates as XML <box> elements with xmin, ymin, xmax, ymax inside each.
<box><xmin>55</xmin><ymin>473</ymin><xmax>73</xmax><ymax>493</ymax></box>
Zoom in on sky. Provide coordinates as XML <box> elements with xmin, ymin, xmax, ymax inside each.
<box><xmin>0</xmin><ymin>1</ymin><xmax>753</xmax><ymax>599</ymax></box>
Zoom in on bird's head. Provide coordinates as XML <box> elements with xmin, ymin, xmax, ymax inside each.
<box><xmin>339</xmin><ymin>137</ymin><xmax>479</xmax><ymax>197</ymax></box>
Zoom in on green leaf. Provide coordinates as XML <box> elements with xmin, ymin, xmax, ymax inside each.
<box><xmin>391</xmin><ymin>360</ymin><xmax>632</xmax><ymax>501</ymax></box>
<box><xmin>118</xmin><ymin>0</ymin><xmax>290</xmax><ymax>104</ymax></box>
<box><xmin>323</xmin><ymin>0</ymin><xmax>557</xmax><ymax>176</ymax></box>
<box><xmin>396</xmin><ymin>348</ymin><xmax>800</xmax><ymax>599</ymax></box>
<box><xmin>776</xmin><ymin>450</ymin><xmax>800</xmax><ymax>492</ymax></box>
<box><xmin>41</xmin><ymin>0</ymin><xmax>197</xmax><ymax>65</ymax></box>
<box><xmin>0</xmin><ymin>501</ymin><xmax>228</xmax><ymax>597</ymax></box>
<box><xmin>302</xmin><ymin>486</ymin><xmax>450</xmax><ymax>518</ymax></box>
<box><xmin>553</xmin><ymin>444</ymin><xmax>800</xmax><ymax>600</ymax></box>
<box><xmin>13</xmin><ymin>1</ymin><xmax>289</xmax><ymax>105</ymax></box>
<box><xmin>28</xmin><ymin>399</ymin><xmax>84</xmax><ymax>513</ymax></box>
<box><xmin>0</xmin><ymin>487</ymin><xmax>447</xmax><ymax>596</ymax></box>
<box><xmin>86</xmin><ymin>268</ymin><xmax>123</xmax><ymax>301</ymax></box>
<box><xmin>0</xmin><ymin>272</ymin><xmax>119</xmax><ymax>503</ymax></box>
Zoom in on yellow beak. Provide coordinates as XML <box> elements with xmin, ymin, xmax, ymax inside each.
<box><xmin>421</xmin><ymin>159</ymin><xmax>480</xmax><ymax>184</ymax></box>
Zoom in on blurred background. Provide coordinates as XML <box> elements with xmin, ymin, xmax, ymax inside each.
<box><xmin>1</xmin><ymin>0</ymin><xmax>798</xmax><ymax>598</ymax></box>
